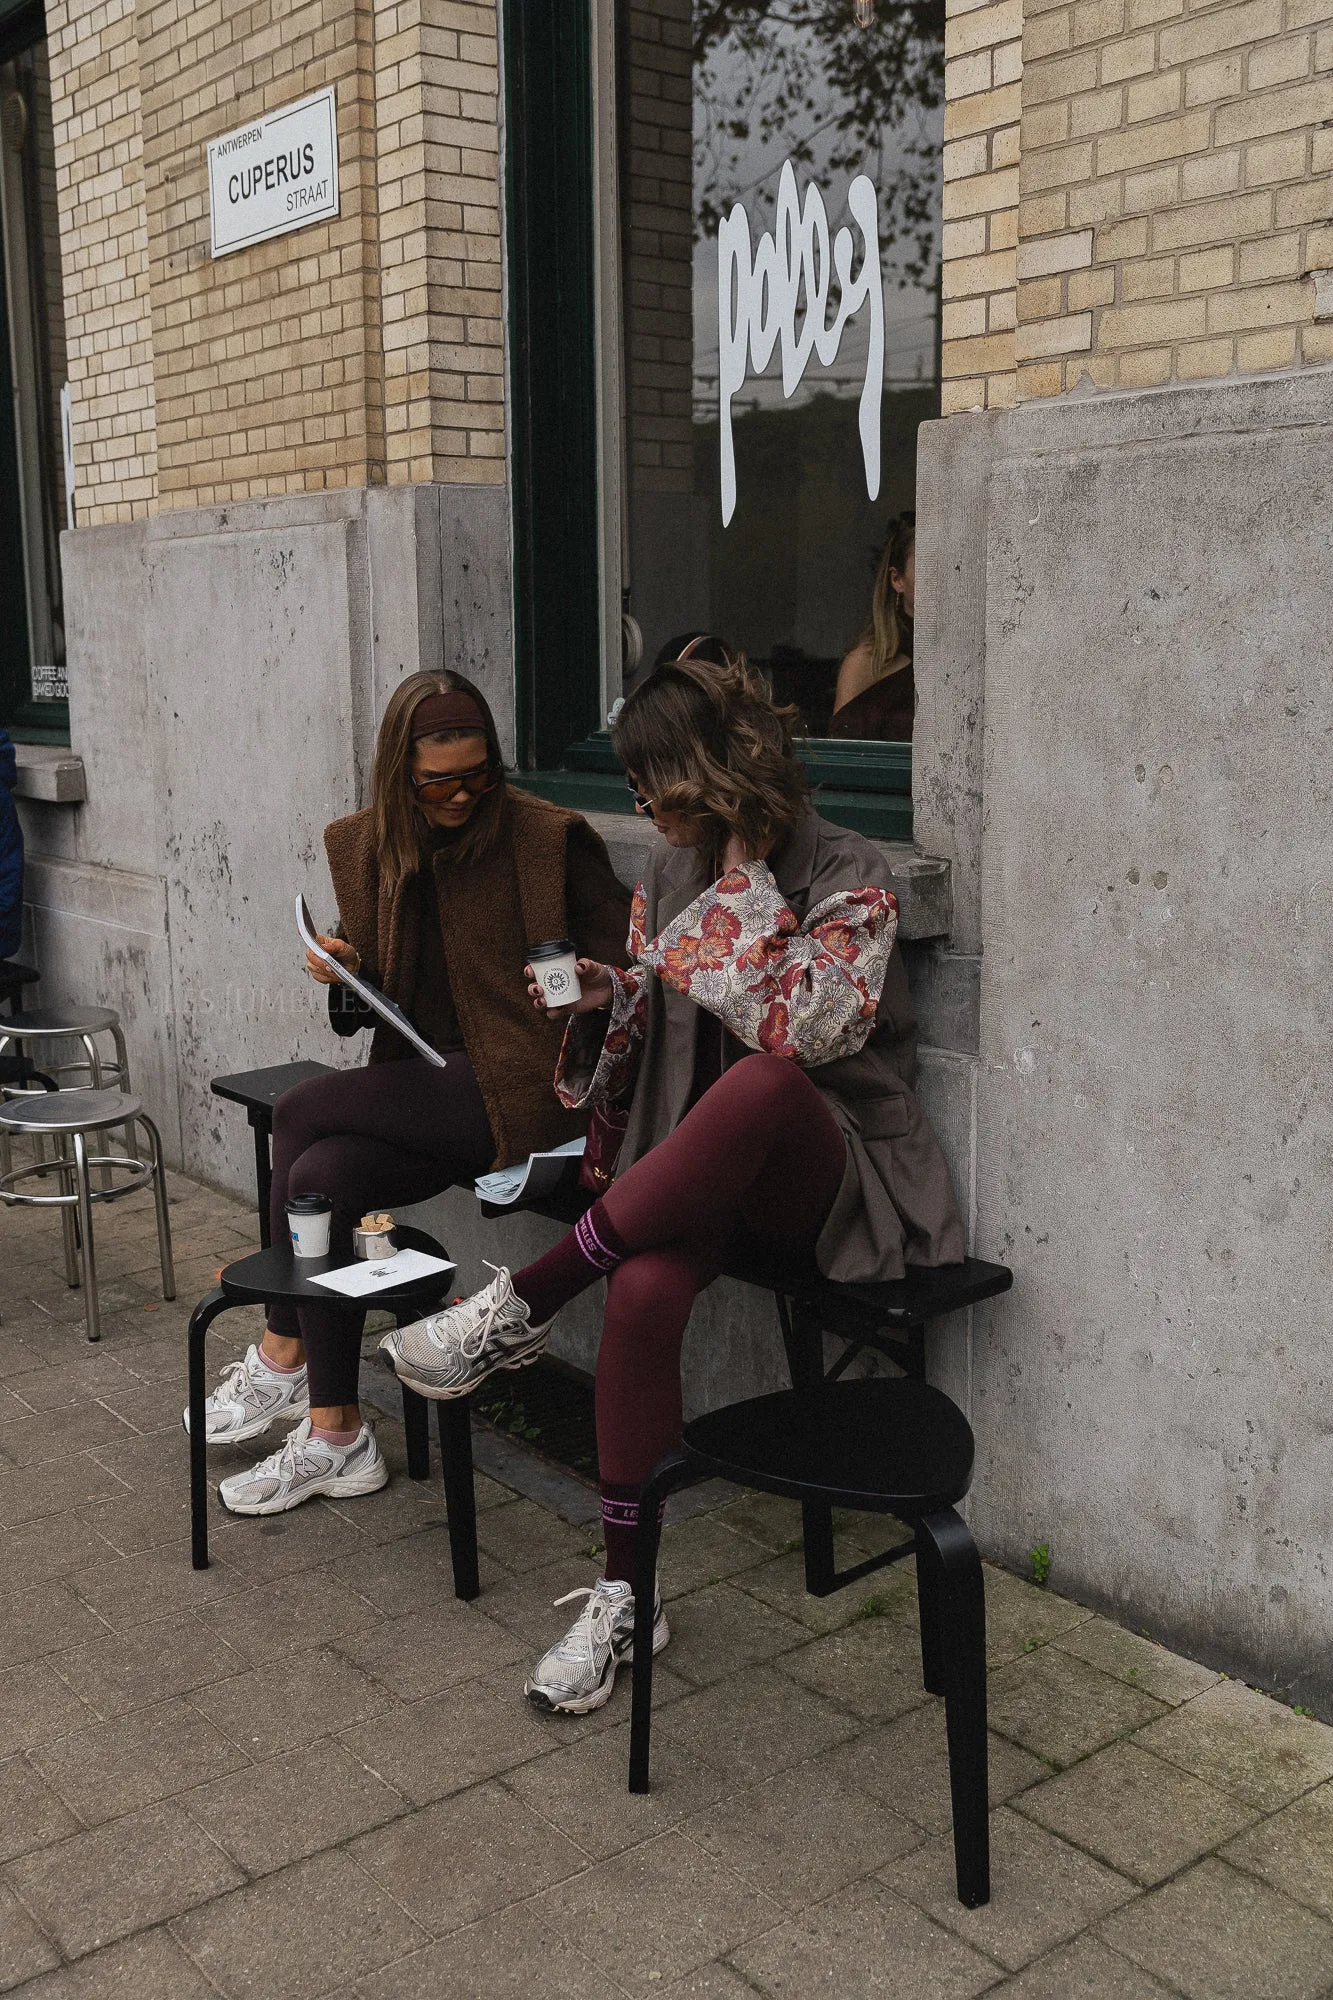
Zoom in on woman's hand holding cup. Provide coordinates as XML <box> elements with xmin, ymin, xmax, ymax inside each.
<box><xmin>306</xmin><ymin>933</ymin><xmax>361</xmax><ymax>986</ymax></box>
<box><xmin>526</xmin><ymin>958</ymin><xmax>613</xmax><ymax>1022</ymax></box>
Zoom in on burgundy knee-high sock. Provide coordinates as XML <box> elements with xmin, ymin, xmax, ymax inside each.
<box><xmin>511</xmin><ymin>1200</ymin><xmax>631</xmax><ymax>1328</ymax></box>
<box><xmin>600</xmin><ymin>1479</ymin><xmax>666</xmax><ymax>1588</ymax></box>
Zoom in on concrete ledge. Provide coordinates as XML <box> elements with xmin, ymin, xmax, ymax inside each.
<box><xmin>582</xmin><ymin>810</ymin><xmax>954</xmax><ymax>941</ymax></box>
<box><xmin>11</xmin><ymin>744</ymin><xmax>87</xmax><ymax>804</ymax></box>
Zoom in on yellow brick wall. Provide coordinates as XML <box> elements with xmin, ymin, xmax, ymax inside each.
<box><xmin>624</xmin><ymin>0</ymin><xmax>694</xmax><ymax>497</ymax></box>
<box><xmin>940</xmin><ymin>0</ymin><xmax>1025</xmax><ymax>412</ymax></box>
<box><xmin>46</xmin><ymin>0</ymin><xmax>158</xmax><ymax>526</ymax></box>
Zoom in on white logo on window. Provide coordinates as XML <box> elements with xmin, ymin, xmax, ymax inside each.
<box><xmin>717</xmin><ymin>162</ymin><xmax>884</xmax><ymax>528</ymax></box>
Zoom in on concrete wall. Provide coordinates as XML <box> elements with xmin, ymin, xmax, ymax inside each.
<box><xmin>918</xmin><ymin>366</ymin><xmax>1333</xmax><ymax>1708</ymax></box>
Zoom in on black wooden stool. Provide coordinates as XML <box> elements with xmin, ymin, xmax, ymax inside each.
<box><xmin>210</xmin><ymin>1061</ymin><xmax>335</xmax><ymax>1247</ymax></box>
<box><xmin>185</xmin><ymin>1223</ymin><xmax>480</xmax><ymax>1599</ymax></box>
<box><xmin>629</xmin><ymin>1377</ymin><xmax>990</xmax><ymax>1909</ymax></box>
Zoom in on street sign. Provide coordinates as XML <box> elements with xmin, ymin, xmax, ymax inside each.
<box><xmin>208</xmin><ymin>87</ymin><xmax>339</xmax><ymax>259</ymax></box>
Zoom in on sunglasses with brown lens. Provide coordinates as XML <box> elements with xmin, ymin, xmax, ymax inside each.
<box><xmin>411</xmin><ymin>761</ymin><xmax>498</xmax><ymax>803</ymax></box>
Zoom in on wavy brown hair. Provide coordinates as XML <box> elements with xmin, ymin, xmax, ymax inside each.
<box><xmin>612</xmin><ymin>642</ymin><xmax>809</xmax><ymax>863</ymax></box>
<box><xmin>372</xmin><ymin>670</ymin><xmax>506</xmax><ymax>892</ymax></box>
<box><xmin>861</xmin><ymin>511</ymin><xmax>915</xmax><ymax>681</ymax></box>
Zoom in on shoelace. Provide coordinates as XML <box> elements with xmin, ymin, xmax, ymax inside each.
<box><xmin>216</xmin><ymin>1351</ymin><xmax>269</xmax><ymax>1407</ymax></box>
<box><xmin>426</xmin><ymin>1263</ymin><xmax>516</xmax><ymax>1358</ymax></box>
<box><xmin>251</xmin><ymin>1427</ymin><xmax>307</xmax><ymax>1485</ymax></box>
<box><xmin>549</xmin><ymin>1585</ymin><xmax>627</xmax><ymax>1665</ymax></box>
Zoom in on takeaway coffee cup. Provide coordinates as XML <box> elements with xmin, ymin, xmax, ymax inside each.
<box><xmin>528</xmin><ymin>938</ymin><xmax>582</xmax><ymax>1008</ymax></box>
<box><xmin>287</xmin><ymin>1191</ymin><xmax>333</xmax><ymax>1259</ymax></box>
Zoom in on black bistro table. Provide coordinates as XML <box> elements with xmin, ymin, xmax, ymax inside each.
<box><xmin>211</xmin><ymin>1060</ymin><xmax>334</xmax><ymax>1246</ymax></box>
<box><xmin>186</xmin><ymin>1222</ymin><xmax>479</xmax><ymax>1597</ymax></box>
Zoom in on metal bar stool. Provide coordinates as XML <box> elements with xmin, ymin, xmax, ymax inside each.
<box><xmin>0</xmin><ymin>1005</ymin><xmax>135</xmax><ymax>1195</ymax></box>
<box><xmin>0</xmin><ymin>1087</ymin><xmax>175</xmax><ymax>1342</ymax></box>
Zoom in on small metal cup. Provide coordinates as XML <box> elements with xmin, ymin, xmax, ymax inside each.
<box><xmin>352</xmin><ymin>1225</ymin><xmax>396</xmax><ymax>1260</ymax></box>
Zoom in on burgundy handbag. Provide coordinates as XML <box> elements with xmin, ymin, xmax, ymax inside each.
<box><xmin>579</xmin><ymin>1097</ymin><xmax>630</xmax><ymax>1193</ymax></box>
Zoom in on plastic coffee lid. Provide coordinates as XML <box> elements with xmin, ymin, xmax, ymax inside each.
<box><xmin>529</xmin><ymin>938</ymin><xmax>575</xmax><ymax>959</ymax></box>
<box><xmin>287</xmin><ymin>1192</ymin><xmax>333</xmax><ymax>1214</ymax></box>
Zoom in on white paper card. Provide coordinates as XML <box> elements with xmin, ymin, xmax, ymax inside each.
<box><xmin>307</xmin><ymin>1248</ymin><xmax>456</xmax><ymax>1298</ymax></box>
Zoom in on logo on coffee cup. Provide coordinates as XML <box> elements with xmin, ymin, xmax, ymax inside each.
<box><xmin>546</xmin><ymin>967</ymin><xmax>570</xmax><ymax>996</ymax></box>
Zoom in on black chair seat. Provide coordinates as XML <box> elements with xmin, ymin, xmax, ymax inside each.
<box><xmin>684</xmin><ymin>1378</ymin><xmax>974</xmax><ymax>1516</ymax></box>
<box><xmin>211</xmin><ymin>1061</ymin><xmax>335</xmax><ymax>1248</ymax></box>
<box><xmin>216</xmin><ymin>1223</ymin><xmax>454</xmax><ymax>1311</ymax></box>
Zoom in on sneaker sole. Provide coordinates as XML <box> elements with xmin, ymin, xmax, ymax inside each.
<box><xmin>386</xmin><ymin>1332</ymin><xmax>550</xmax><ymax>1402</ymax></box>
<box><xmin>182</xmin><ymin>1405</ymin><xmax>310</xmax><ymax>1446</ymax></box>
<box><xmin>219</xmin><ymin>1460</ymin><xmax>389</xmax><ymax>1516</ymax></box>
<box><xmin>524</xmin><ymin>1616</ymin><xmax>671</xmax><ymax>1716</ymax></box>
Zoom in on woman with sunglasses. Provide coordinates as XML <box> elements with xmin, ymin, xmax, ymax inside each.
<box><xmin>381</xmin><ymin>642</ymin><xmax>964</xmax><ymax>1711</ymax></box>
<box><xmin>190</xmin><ymin>669</ymin><xmax>631</xmax><ymax>1515</ymax></box>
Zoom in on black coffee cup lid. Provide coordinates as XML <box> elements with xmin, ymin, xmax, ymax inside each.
<box><xmin>529</xmin><ymin>938</ymin><xmax>575</xmax><ymax>960</ymax></box>
<box><xmin>287</xmin><ymin>1192</ymin><xmax>333</xmax><ymax>1214</ymax></box>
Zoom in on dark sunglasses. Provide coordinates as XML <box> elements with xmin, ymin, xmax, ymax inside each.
<box><xmin>625</xmin><ymin>776</ymin><xmax>656</xmax><ymax>816</ymax></box>
<box><xmin>412</xmin><ymin>760</ymin><xmax>498</xmax><ymax>802</ymax></box>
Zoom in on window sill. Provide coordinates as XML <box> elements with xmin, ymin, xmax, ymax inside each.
<box><xmin>11</xmin><ymin>743</ymin><xmax>87</xmax><ymax>804</ymax></box>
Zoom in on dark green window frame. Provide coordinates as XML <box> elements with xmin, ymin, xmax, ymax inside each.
<box><xmin>502</xmin><ymin>0</ymin><xmax>912</xmax><ymax>844</ymax></box>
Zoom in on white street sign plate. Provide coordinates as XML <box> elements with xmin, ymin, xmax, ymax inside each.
<box><xmin>208</xmin><ymin>88</ymin><xmax>339</xmax><ymax>259</ymax></box>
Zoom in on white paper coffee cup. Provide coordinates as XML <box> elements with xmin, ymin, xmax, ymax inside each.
<box><xmin>287</xmin><ymin>1193</ymin><xmax>333</xmax><ymax>1258</ymax></box>
<box><xmin>529</xmin><ymin>938</ymin><xmax>582</xmax><ymax>1007</ymax></box>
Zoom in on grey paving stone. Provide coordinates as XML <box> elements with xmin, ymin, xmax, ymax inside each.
<box><xmin>1134</xmin><ymin>1681</ymin><xmax>1333</xmax><ymax>1812</ymax></box>
<box><xmin>983</xmin><ymin>1567</ymin><xmax>1095</xmax><ymax>1667</ymax></box>
<box><xmin>208</xmin><ymin>1502</ymin><xmax>375</xmax><ymax>1584</ymax></box>
<box><xmin>1098</xmin><ymin>1855</ymin><xmax>1333</xmax><ymax>2000</ymax></box>
<box><xmin>819</xmin><ymin>1702</ymin><xmax>1046</xmax><ymax>1834</ymax></box>
<box><xmin>73</xmin><ymin>1488</ymin><xmax>196</xmax><ymax>1559</ymax></box>
<box><xmin>0</xmin><ymin>1755</ymin><xmax>79</xmax><ymax>1864</ymax></box>
<box><xmin>716</xmin><ymin>1492</ymin><xmax>805</xmax><ymax>1553</ymax></box>
<box><xmin>663</xmin><ymin>1583</ymin><xmax>812</xmax><ymax>1689</ymax></box>
<box><xmin>655</xmin><ymin>1511</ymin><xmax>771</xmax><ymax>1599</ymax></box>
<box><xmin>338</xmin><ymin>1679</ymin><xmax>558</xmax><ymax>1807</ymax></box>
<box><xmin>191</xmin><ymin>1645</ymin><xmax>393</xmax><ymax>1756</ymax></box>
<box><xmin>682</xmin><ymin>1757</ymin><xmax>923</xmax><ymax>1908</ymax></box>
<box><xmin>774</xmin><ymin>1611</ymin><xmax>930</xmax><ymax>1722</ymax></box>
<box><xmin>171</xmin><ymin>1849</ymin><xmax>429</xmax><ymax>2000</ymax></box>
<box><xmin>0</xmin><ymin>1582</ymin><xmax>109</xmax><ymax>1672</ymax></box>
<box><xmin>655</xmin><ymin>1663</ymin><xmax>860</xmax><ymax>1783</ymax></box>
<box><xmin>0</xmin><ymin>1453</ymin><xmax>129</xmax><ymax>1530</ymax></box>
<box><xmin>196</xmin><ymin>1566</ymin><xmax>384</xmax><ymax>1665</ymax></box>
<box><xmin>329</xmin><ymin>1527</ymin><xmax>505</xmax><ymax>1618</ymax></box>
<box><xmin>473</xmin><ymin>1495</ymin><xmax>594</xmax><ymax>1573</ymax></box>
<box><xmin>471</xmin><ymin>1554</ymin><xmax>615</xmax><ymax>1650</ymax></box>
<box><xmin>0</xmin><ymin>1332</ymin><xmax>48</xmax><ymax>1379</ymax></box>
<box><xmin>350</xmin><ymin>1778</ymin><xmax>587</xmax><ymax>1934</ymax></box>
<box><xmin>335</xmin><ymin>1599</ymin><xmax>523</xmax><ymax>1702</ymax></box>
<box><xmin>184</xmin><ymin>1738</ymin><xmax>405</xmax><ymax>1874</ymax></box>
<box><xmin>31</xmin><ymin>1693</ymin><xmax>249</xmax><ymax>1825</ymax></box>
<box><xmin>1222</xmin><ymin>1779</ymin><xmax>1333</xmax><ymax>1918</ymax></box>
<box><xmin>885</xmin><ymin>1806</ymin><xmax>1137</xmax><ymax>1972</ymax></box>
<box><xmin>1050</xmin><ymin>1618</ymin><xmax>1222</xmax><ymax>1707</ymax></box>
<box><xmin>660</xmin><ymin>1968</ymin><xmax>762</xmax><ymax>1999</ymax></box>
<box><xmin>353</xmin><ymin>1901</ymin><xmax>625</xmax><ymax>2000</ymax></box>
<box><xmin>319</xmin><ymin>1480</ymin><xmax>451</xmax><ymax>1555</ymax></box>
<box><xmin>503</xmin><ymin>1715</ymin><xmax>728</xmax><ymax>1860</ymax></box>
<box><xmin>0</xmin><ymin>1925</ymin><xmax>220</xmax><ymax>1999</ymax></box>
<box><xmin>731</xmin><ymin>1545</ymin><xmax>902</xmax><ymax>1635</ymax></box>
<box><xmin>991</xmin><ymin>1934</ymin><xmax>1177</xmax><ymax>1997</ymax></box>
<box><xmin>732</xmin><ymin>1875</ymin><xmax>998</xmax><ymax>1999</ymax></box>
<box><xmin>0</xmin><ymin>1402</ymin><xmax>137</xmax><ymax>1468</ymax></box>
<box><xmin>528</xmin><ymin>1827</ymin><xmax>782</xmax><ymax>1995</ymax></box>
<box><xmin>0</xmin><ymin>1514</ymin><xmax>119</xmax><ymax>1595</ymax></box>
<box><xmin>5</xmin><ymin>1799</ymin><xmax>245</xmax><ymax>1958</ymax></box>
<box><xmin>52</xmin><ymin>1612</ymin><xmax>248</xmax><ymax>1720</ymax></box>
<box><xmin>67</xmin><ymin>1541</ymin><xmax>245</xmax><ymax>1629</ymax></box>
<box><xmin>1018</xmin><ymin>1741</ymin><xmax>1258</xmax><ymax>1886</ymax></box>
<box><xmin>3</xmin><ymin>1354</ymin><xmax>138</xmax><ymax>1414</ymax></box>
<box><xmin>0</xmin><ymin>1879</ymin><xmax>60</xmax><ymax>1991</ymax></box>
<box><xmin>987</xmin><ymin>1646</ymin><xmax>1168</xmax><ymax>1769</ymax></box>
<box><xmin>0</xmin><ymin>1661</ymin><xmax>96</xmax><ymax>1758</ymax></box>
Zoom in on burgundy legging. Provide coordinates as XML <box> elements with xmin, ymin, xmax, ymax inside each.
<box><xmin>586</xmin><ymin>1054</ymin><xmax>847</xmax><ymax>1485</ymax></box>
<box><xmin>266</xmin><ymin>1057</ymin><xmax>494</xmax><ymax>1406</ymax></box>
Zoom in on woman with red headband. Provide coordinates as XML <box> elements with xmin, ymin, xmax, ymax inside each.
<box><xmin>187</xmin><ymin>669</ymin><xmax>631</xmax><ymax>1515</ymax></box>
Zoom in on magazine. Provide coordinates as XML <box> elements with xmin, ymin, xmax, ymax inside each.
<box><xmin>297</xmin><ymin>894</ymin><xmax>448</xmax><ymax>1069</ymax></box>
<box><xmin>474</xmin><ymin>1137</ymin><xmax>586</xmax><ymax>1208</ymax></box>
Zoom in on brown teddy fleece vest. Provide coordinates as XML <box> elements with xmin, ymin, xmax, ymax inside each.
<box><xmin>323</xmin><ymin>787</ymin><xmax>592</xmax><ymax>1169</ymax></box>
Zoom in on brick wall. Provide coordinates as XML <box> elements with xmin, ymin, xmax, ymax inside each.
<box><xmin>624</xmin><ymin>0</ymin><xmax>694</xmax><ymax>499</ymax></box>
<box><xmin>940</xmin><ymin>0</ymin><xmax>1025</xmax><ymax>413</ymax></box>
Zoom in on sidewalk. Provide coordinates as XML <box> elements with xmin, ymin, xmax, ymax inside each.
<box><xmin>4</xmin><ymin>1164</ymin><xmax>1333</xmax><ymax>1999</ymax></box>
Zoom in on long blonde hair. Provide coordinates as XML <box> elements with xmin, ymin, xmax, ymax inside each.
<box><xmin>612</xmin><ymin>642</ymin><xmax>809</xmax><ymax>862</ymax></box>
<box><xmin>862</xmin><ymin>511</ymin><xmax>915</xmax><ymax>683</ymax></box>
<box><xmin>370</xmin><ymin>670</ymin><xmax>506</xmax><ymax>892</ymax></box>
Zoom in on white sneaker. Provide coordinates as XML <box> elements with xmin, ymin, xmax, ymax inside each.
<box><xmin>183</xmin><ymin>1342</ymin><xmax>310</xmax><ymax>1444</ymax></box>
<box><xmin>378</xmin><ymin>1263</ymin><xmax>552</xmax><ymax>1400</ymax></box>
<box><xmin>217</xmin><ymin>1417</ymin><xmax>388</xmax><ymax>1516</ymax></box>
<box><xmin>524</xmin><ymin>1577</ymin><xmax>670</xmax><ymax>1715</ymax></box>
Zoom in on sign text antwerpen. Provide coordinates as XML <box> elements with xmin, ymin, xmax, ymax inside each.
<box><xmin>208</xmin><ymin>88</ymin><xmax>339</xmax><ymax>258</ymax></box>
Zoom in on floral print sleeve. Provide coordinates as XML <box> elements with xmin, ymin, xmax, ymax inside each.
<box><xmin>638</xmin><ymin>860</ymin><xmax>897</xmax><ymax>1067</ymax></box>
<box><xmin>554</xmin><ymin>883</ymin><xmax>651</xmax><ymax>1110</ymax></box>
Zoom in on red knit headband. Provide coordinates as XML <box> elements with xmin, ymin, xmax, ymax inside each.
<box><xmin>410</xmin><ymin>690</ymin><xmax>489</xmax><ymax>739</ymax></box>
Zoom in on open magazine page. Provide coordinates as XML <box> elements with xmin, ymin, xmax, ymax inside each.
<box><xmin>296</xmin><ymin>894</ymin><xmax>448</xmax><ymax>1069</ymax></box>
<box><xmin>475</xmin><ymin>1137</ymin><xmax>586</xmax><ymax>1207</ymax></box>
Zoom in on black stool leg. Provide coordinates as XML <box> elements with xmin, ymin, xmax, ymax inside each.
<box><xmin>777</xmin><ymin>1298</ymin><xmax>837</xmax><ymax>1595</ymax></box>
<box><xmin>915</xmin><ymin>1527</ymin><xmax>947</xmax><ymax>1696</ymax></box>
<box><xmin>400</xmin><ymin>1383</ymin><xmax>431</xmax><ymax>1481</ymax></box>
<box><xmin>629</xmin><ymin>1447</ymin><xmax>691</xmax><ymax>1794</ymax></box>
<box><xmin>436</xmin><ymin>1399</ymin><xmax>480</xmax><ymax>1601</ymax></box>
<box><xmin>919</xmin><ymin>1507</ymin><xmax>989</xmax><ymax>1907</ymax></box>
<box><xmin>250</xmin><ymin>1114</ymin><xmax>273</xmax><ymax>1249</ymax></box>
<box><xmin>187</xmin><ymin>1288</ymin><xmax>229</xmax><ymax>1570</ymax></box>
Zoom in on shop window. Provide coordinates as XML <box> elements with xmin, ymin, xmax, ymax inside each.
<box><xmin>0</xmin><ymin>16</ymin><xmax>70</xmax><ymax>745</ymax></box>
<box><xmin>505</xmin><ymin>0</ymin><xmax>943</xmax><ymax>839</ymax></box>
